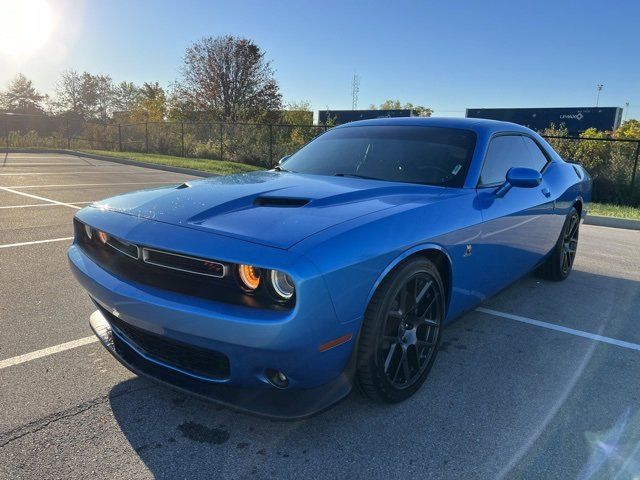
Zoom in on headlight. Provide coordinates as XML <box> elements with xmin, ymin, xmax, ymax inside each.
<box><xmin>97</xmin><ymin>230</ymin><xmax>108</xmax><ymax>244</ymax></box>
<box><xmin>84</xmin><ymin>224</ymin><xmax>93</xmax><ymax>240</ymax></box>
<box><xmin>238</xmin><ymin>264</ymin><xmax>261</xmax><ymax>291</ymax></box>
<box><xmin>270</xmin><ymin>270</ymin><xmax>295</xmax><ymax>300</ymax></box>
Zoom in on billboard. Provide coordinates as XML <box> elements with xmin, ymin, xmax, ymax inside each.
<box><xmin>465</xmin><ymin>107</ymin><xmax>623</xmax><ymax>134</ymax></box>
<box><xmin>318</xmin><ymin>109</ymin><xmax>414</xmax><ymax>125</ymax></box>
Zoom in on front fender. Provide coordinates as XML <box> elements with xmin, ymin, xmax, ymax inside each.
<box><xmin>363</xmin><ymin>242</ymin><xmax>453</xmax><ymax>311</ymax></box>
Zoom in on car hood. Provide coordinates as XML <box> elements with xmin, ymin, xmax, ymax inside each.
<box><xmin>91</xmin><ymin>171</ymin><xmax>448</xmax><ymax>249</ymax></box>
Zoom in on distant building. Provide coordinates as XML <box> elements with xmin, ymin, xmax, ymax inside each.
<box><xmin>318</xmin><ymin>109</ymin><xmax>414</xmax><ymax>126</ymax></box>
<box><xmin>465</xmin><ymin>107</ymin><xmax>623</xmax><ymax>135</ymax></box>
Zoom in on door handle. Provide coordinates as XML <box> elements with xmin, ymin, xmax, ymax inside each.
<box><xmin>541</xmin><ymin>187</ymin><xmax>551</xmax><ymax>197</ymax></box>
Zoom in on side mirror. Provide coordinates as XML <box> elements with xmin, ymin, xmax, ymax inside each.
<box><xmin>495</xmin><ymin>167</ymin><xmax>542</xmax><ymax>197</ymax></box>
<box><xmin>507</xmin><ymin>167</ymin><xmax>542</xmax><ymax>188</ymax></box>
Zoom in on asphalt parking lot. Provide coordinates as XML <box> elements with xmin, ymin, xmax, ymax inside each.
<box><xmin>1</xmin><ymin>152</ymin><xmax>639</xmax><ymax>479</ymax></box>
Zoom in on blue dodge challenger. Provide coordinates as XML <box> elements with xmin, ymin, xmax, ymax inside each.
<box><xmin>68</xmin><ymin>117</ymin><xmax>591</xmax><ymax>419</ymax></box>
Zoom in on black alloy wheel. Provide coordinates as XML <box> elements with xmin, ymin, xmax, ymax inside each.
<box><xmin>537</xmin><ymin>207</ymin><xmax>580</xmax><ymax>281</ymax></box>
<box><xmin>357</xmin><ymin>257</ymin><xmax>445</xmax><ymax>402</ymax></box>
<box><xmin>561</xmin><ymin>211</ymin><xmax>580</xmax><ymax>275</ymax></box>
<box><xmin>382</xmin><ymin>272</ymin><xmax>441</xmax><ymax>389</ymax></box>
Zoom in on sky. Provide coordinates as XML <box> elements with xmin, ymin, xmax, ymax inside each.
<box><xmin>0</xmin><ymin>0</ymin><xmax>639</xmax><ymax>119</ymax></box>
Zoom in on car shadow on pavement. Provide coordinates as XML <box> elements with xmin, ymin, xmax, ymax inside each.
<box><xmin>108</xmin><ymin>270</ymin><xmax>640</xmax><ymax>479</ymax></box>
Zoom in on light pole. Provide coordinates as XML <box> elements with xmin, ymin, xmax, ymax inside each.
<box><xmin>596</xmin><ymin>84</ymin><xmax>604</xmax><ymax>107</ymax></box>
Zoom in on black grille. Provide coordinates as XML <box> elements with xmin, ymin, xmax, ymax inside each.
<box><xmin>74</xmin><ymin>218</ymin><xmax>292</xmax><ymax>310</ymax></box>
<box><xmin>142</xmin><ymin>248</ymin><xmax>225</xmax><ymax>278</ymax></box>
<box><xmin>101</xmin><ymin>307</ymin><xmax>231</xmax><ymax>380</ymax></box>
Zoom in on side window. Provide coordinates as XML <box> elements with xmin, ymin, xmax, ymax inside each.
<box><xmin>479</xmin><ymin>135</ymin><xmax>530</xmax><ymax>186</ymax></box>
<box><xmin>479</xmin><ymin>135</ymin><xmax>548</xmax><ymax>186</ymax></box>
<box><xmin>521</xmin><ymin>137</ymin><xmax>549</xmax><ymax>172</ymax></box>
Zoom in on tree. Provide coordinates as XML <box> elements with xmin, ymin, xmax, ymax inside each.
<box><xmin>94</xmin><ymin>74</ymin><xmax>114</xmax><ymax>122</ymax></box>
<box><xmin>53</xmin><ymin>70</ymin><xmax>82</xmax><ymax>116</ymax></box>
<box><xmin>0</xmin><ymin>74</ymin><xmax>44</xmax><ymax>113</ymax></box>
<box><xmin>615</xmin><ymin>119</ymin><xmax>640</xmax><ymax>139</ymax></box>
<box><xmin>167</xmin><ymin>85</ymin><xmax>196</xmax><ymax>121</ymax></box>
<box><xmin>177</xmin><ymin>35</ymin><xmax>282</xmax><ymax>121</ymax></box>
<box><xmin>53</xmin><ymin>71</ymin><xmax>114</xmax><ymax>121</ymax></box>
<box><xmin>370</xmin><ymin>99</ymin><xmax>433</xmax><ymax>117</ymax></box>
<box><xmin>112</xmin><ymin>81</ymin><xmax>140</xmax><ymax>113</ymax></box>
<box><xmin>54</xmin><ymin>70</ymin><xmax>98</xmax><ymax>119</ymax></box>
<box><xmin>139</xmin><ymin>82</ymin><xmax>164</xmax><ymax>102</ymax></box>
<box><xmin>129</xmin><ymin>82</ymin><xmax>167</xmax><ymax>122</ymax></box>
<box><xmin>281</xmin><ymin>100</ymin><xmax>313</xmax><ymax>125</ymax></box>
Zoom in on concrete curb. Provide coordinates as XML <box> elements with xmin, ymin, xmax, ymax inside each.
<box><xmin>1</xmin><ymin>149</ymin><xmax>214</xmax><ymax>178</ymax></box>
<box><xmin>585</xmin><ymin>215</ymin><xmax>640</xmax><ymax>231</ymax></box>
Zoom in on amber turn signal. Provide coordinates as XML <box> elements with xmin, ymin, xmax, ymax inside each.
<box><xmin>238</xmin><ymin>264</ymin><xmax>261</xmax><ymax>290</ymax></box>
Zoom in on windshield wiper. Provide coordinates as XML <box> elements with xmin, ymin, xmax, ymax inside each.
<box><xmin>273</xmin><ymin>165</ymin><xmax>294</xmax><ymax>173</ymax></box>
<box><xmin>334</xmin><ymin>172</ymin><xmax>381</xmax><ymax>181</ymax></box>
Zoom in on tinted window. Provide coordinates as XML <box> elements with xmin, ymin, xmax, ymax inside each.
<box><xmin>479</xmin><ymin>135</ymin><xmax>547</xmax><ymax>186</ymax></box>
<box><xmin>281</xmin><ymin>126</ymin><xmax>477</xmax><ymax>188</ymax></box>
<box><xmin>522</xmin><ymin>137</ymin><xmax>549</xmax><ymax>171</ymax></box>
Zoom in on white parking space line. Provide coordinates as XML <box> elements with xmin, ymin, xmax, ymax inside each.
<box><xmin>0</xmin><ymin>186</ymin><xmax>82</xmax><ymax>209</ymax></box>
<box><xmin>2</xmin><ymin>306</ymin><xmax>639</xmax><ymax>372</ymax></box>
<box><xmin>0</xmin><ymin>237</ymin><xmax>74</xmax><ymax>249</ymax></box>
<box><xmin>0</xmin><ymin>163</ymin><xmax>114</xmax><ymax>167</ymax></box>
<box><xmin>11</xmin><ymin>181</ymin><xmax>178</xmax><ymax>189</ymax></box>
<box><xmin>0</xmin><ymin>202</ymin><xmax>91</xmax><ymax>209</ymax></box>
<box><xmin>477</xmin><ymin>307</ymin><xmax>640</xmax><ymax>352</ymax></box>
<box><xmin>0</xmin><ymin>171</ymin><xmax>168</xmax><ymax>176</ymax></box>
<box><xmin>0</xmin><ymin>336</ymin><xmax>98</xmax><ymax>370</ymax></box>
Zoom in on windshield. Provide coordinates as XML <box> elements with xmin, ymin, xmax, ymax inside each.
<box><xmin>281</xmin><ymin>125</ymin><xmax>477</xmax><ymax>187</ymax></box>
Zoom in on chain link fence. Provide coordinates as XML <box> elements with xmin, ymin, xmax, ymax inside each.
<box><xmin>2</xmin><ymin>113</ymin><xmax>639</xmax><ymax>205</ymax></box>
<box><xmin>543</xmin><ymin>135</ymin><xmax>640</xmax><ymax>206</ymax></box>
<box><xmin>1</xmin><ymin>113</ymin><xmax>327</xmax><ymax>169</ymax></box>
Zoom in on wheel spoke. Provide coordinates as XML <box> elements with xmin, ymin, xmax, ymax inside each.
<box><xmin>416</xmin><ymin>280</ymin><xmax>432</xmax><ymax>304</ymax></box>
<box><xmin>392</xmin><ymin>349</ymin><xmax>405</xmax><ymax>383</ymax></box>
<box><xmin>406</xmin><ymin>279</ymin><xmax>417</xmax><ymax>313</ymax></box>
<box><xmin>401</xmin><ymin>352</ymin><xmax>411</xmax><ymax>381</ymax></box>
<box><xmin>399</xmin><ymin>285</ymin><xmax>409</xmax><ymax>316</ymax></box>
<box><xmin>423</xmin><ymin>318</ymin><xmax>439</xmax><ymax>327</ymax></box>
<box><xmin>416</xmin><ymin>339</ymin><xmax>434</xmax><ymax>350</ymax></box>
<box><xmin>384</xmin><ymin>343</ymin><xmax>397</xmax><ymax>372</ymax></box>
<box><xmin>418</xmin><ymin>295</ymin><xmax>436</xmax><ymax>319</ymax></box>
<box><xmin>569</xmin><ymin>219</ymin><xmax>579</xmax><ymax>238</ymax></box>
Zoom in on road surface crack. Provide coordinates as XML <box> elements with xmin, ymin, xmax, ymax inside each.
<box><xmin>0</xmin><ymin>384</ymin><xmax>153</xmax><ymax>447</ymax></box>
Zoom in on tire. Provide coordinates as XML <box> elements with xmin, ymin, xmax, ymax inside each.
<box><xmin>536</xmin><ymin>207</ymin><xmax>580</xmax><ymax>281</ymax></box>
<box><xmin>356</xmin><ymin>257</ymin><xmax>445</xmax><ymax>403</ymax></box>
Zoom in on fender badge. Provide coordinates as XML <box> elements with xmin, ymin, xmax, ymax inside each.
<box><xmin>464</xmin><ymin>244</ymin><xmax>472</xmax><ymax>257</ymax></box>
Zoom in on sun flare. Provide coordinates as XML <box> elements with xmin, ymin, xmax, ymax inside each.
<box><xmin>0</xmin><ymin>0</ymin><xmax>55</xmax><ymax>57</ymax></box>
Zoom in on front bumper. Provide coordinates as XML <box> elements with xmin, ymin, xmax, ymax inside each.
<box><xmin>90</xmin><ymin>309</ymin><xmax>353</xmax><ymax>420</ymax></box>
<box><xmin>67</xmin><ymin>209</ymin><xmax>360</xmax><ymax>419</ymax></box>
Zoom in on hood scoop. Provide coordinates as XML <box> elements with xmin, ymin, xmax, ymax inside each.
<box><xmin>253</xmin><ymin>196</ymin><xmax>310</xmax><ymax>208</ymax></box>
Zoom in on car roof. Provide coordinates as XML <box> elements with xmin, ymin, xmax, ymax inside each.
<box><xmin>335</xmin><ymin>116</ymin><xmax>534</xmax><ymax>136</ymax></box>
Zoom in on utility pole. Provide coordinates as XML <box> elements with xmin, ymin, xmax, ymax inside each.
<box><xmin>596</xmin><ymin>84</ymin><xmax>604</xmax><ymax>107</ymax></box>
<box><xmin>351</xmin><ymin>74</ymin><xmax>360</xmax><ymax>110</ymax></box>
